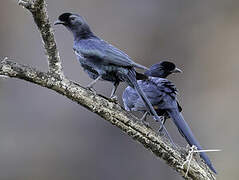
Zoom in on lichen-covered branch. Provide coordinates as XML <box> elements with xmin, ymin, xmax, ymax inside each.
<box><xmin>18</xmin><ymin>0</ymin><xmax>63</xmax><ymax>77</ymax></box>
<box><xmin>2</xmin><ymin>0</ymin><xmax>216</xmax><ymax>179</ymax></box>
<box><xmin>0</xmin><ymin>58</ymin><xmax>215</xmax><ymax>180</ymax></box>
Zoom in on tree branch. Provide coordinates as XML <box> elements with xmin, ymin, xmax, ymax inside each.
<box><xmin>0</xmin><ymin>58</ymin><xmax>215</xmax><ymax>180</ymax></box>
<box><xmin>2</xmin><ymin>0</ymin><xmax>216</xmax><ymax>179</ymax></box>
<box><xmin>18</xmin><ymin>0</ymin><xmax>63</xmax><ymax>77</ymax></box>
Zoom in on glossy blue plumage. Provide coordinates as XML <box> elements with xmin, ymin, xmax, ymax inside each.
<box><xmin>55</xmin><ymin>13</ymin><xmax>170</xmax><ymax>130</ymax></box>
<box><xmin>55</xmin><ymin>12</ymin><xmax>148</xmax><ymax>97</ymax></box>
<box><xmin>122</xmin><ymin>62</ymin><xmax>217</xmax><ymax>174</ymax></box>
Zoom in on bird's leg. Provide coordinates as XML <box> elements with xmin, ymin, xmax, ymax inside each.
<box><xmin>158</xmin><ymin>116</ymin><xmax>166</xmax><ymax>132</ymax></box>
<box><xmin>109</xmin><ymin>82</ymin><xmax>119</xmax><ymax>101</ymax></box>
<box><xmin>85</xmin><ymin>75</ymin><xmax>102</xmax><ymax>94</ymax></box>
<box><xmin>140</xmin><ymin>111</ymin><xmax>150</xmax><ymax>126</ymax></box>
<box><xmin>153</xmin><ymin>116</ymin><xmax>176</xmax><ymax>148</ymax></box>
<box><xmin>86</xmin><ymin>75</ymin><xmax>102</xmax><ymax>88</ymax></box>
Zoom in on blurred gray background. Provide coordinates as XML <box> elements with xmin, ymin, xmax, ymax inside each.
<box><xmin>0</xmin><ymin>0</ymin><xmax>238</xmax><ymax>179</ymax></box>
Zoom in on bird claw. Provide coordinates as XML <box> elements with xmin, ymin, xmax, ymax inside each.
<box><xmin>156</xmin><ymin>116</ymin><xmax>165</xmax><ymax>132</ymax></box>
<box><xmin>109</xmin><ymin>95</ymin><xmax>118</xmax><ymax>102</ymax></box>
<box><xmin>154</xmin><ymin>115</ymin><xmax>164</xmax><ymax>122</ymax></box>
<box><xmin>158</xmin><ymin>125</ymin><xmax>164</xmax><ymax>132</ymax></box>
<box><xmin>85</xmin><ymin>76</ymin><xmax>101</xmax><ymax>95</ymax></box>
<box><xmin>158</xmin><ymin>128</ymin><xmax>166</xmax><ymax>136</ymax></box>
<box><xmin>86</xmin><ymin>86</ymin><xmax>97</xmax><ymax>95</ymax></box>
<box><xmin>141</xmin><ymin>120</ymin><xmax>150</xmax><ymax>127</ymax></box>
<box><xmin>139</xmin><ymin>112</ymin><xmax>150</xmax><ymax>127</ymax></box>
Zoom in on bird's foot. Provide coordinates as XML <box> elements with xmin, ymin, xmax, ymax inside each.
<box><xmin>154</xmin><ymin>116</ymin><xmax>164</xmax><ymax>122</ymax></box>
<box><xmin>141</xmin><ymin>120</ymin><xmax>150</xmax><ymax>127</ymax></box>
<box><xmin>109</xmin><ymin>95</ymin><xmax>118</xmax><ymax>103</ymax></box>
<box><xmin>156</xmin><ymin>116</ymin><xmax>165</xmax><ymax>132</ymax></box>
<box><xmin>154</xmin><ymin>117</ymin><xmax>176</xmax><ymax>148</ymax></box>
<box><xmin>85</xmin><ymin>85</ymin><xmax>97</xmax><ymax>95</ymax></box>
<box><xmin>85</xmin><ymin>76</ymin><xmax>101</xmax><ymax>95</ymax></box>
<box><xmin>158</xmin><ymin>128</ymin><xmax>166</xmax><ymax>136</ymax></box>
<box><xmin>158</xmin><ymin>125</ymin><xmax>164</xmax><ymax>132</ymax></box>
<box><xmin>139</xmin><ymin>112</ymin><xmax>150</xmax><ymax>127</ymax></box>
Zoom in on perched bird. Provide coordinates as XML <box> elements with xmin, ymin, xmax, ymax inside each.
<box><xmin>122</xmin><ymin>62</ymin><xmax>217</xmax><ymax>174</ymax></box>
<box><xmin>54</xmin><ymin>13</ymin><xmax>147</xmax><ymax>98</ymax></box>
<box><xmin>123</xmin><ymin>61</ymin><xmax>182</xmax><ymax>125</ymax></box>
<box><xmin>54</xmin><ymin>12</ymin><xmax>172</xmax><ymax>142</ymax></box>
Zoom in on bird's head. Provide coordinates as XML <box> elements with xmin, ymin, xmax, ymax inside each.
<box><xmin>54</xmin><ymin>13</ymin><xmax>93</xmax><ymax>39</ymax></box>
<box><xmin>144</xmin><ymin>61</ymin><xmax>182</xmax><ymax>78</ymax></box>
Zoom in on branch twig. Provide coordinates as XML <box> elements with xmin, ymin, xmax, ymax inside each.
<box><xmin>18</xmin><ymin>0</ymin><xmax>63</xmax><ymax>77</ymax></box>
<box><xmin>2</xmin><ymin>1</ymin><xmax>216</xmax><ymax>179</ymax></box>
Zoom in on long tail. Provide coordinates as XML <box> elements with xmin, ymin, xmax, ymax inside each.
<box><xmin>126</xmin><ymin>69</ymin><xmax>175</xmax><ymax>145</ymax></box>
<box><xmin>127</xmin><ymin>69</ymin><xmax>164</xmax><ymax>121</ymax></box>
<box><xmin>167</xmin><ymin>109</ymin><xmax>217</xmax><ymax>174</ymax></box>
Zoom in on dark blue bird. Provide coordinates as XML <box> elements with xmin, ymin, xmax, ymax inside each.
<box><xmin>54</xmin><ymin>13</ymin><xmax>148</xmax><ymax>98</ymax></box>
<box><xmin>123</xmin><ymin>61</ymin><xmax>182</xmax><ymax>124</ymax></box>
<box><xmin>144</xmin><ymin>61</ymin><xmax>183</xmax><ymax>121</ymax></box>
<box><xmin>122</xmin><ymin>62</ymin><xmax>217</xmax><ymax>174</ymax></box>
<box><xmin>54</xmin><ymin>13</ymin><xmax>173</xmax><ymax>142</ymax></box>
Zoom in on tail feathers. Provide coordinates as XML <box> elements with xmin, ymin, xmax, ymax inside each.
<box><xmin>133</xmin><ymin>63</ymin><xmax>149</xmax><ymax>70</ymax></box>
<box><xmin>127</xmin><ymin>69</ymin><xmax>178</xmax><ymax>148</ymax></box>
<box><xmin>126</xmin><ymin>69</ymin><xmax>161</xmax><ymax>121</ymax></box>
<box><xmin>136</xmin><ymin>72</ymin><xmax>148</xmax><ymax>80</ymax></box>
<box><xmin>167</xmin><ymin>110</ymin><xmax>217</xmax><ymax>174</ymax></box>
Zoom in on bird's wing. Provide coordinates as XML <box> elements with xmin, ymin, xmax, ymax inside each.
<box><xmin>150</xmin><ymin>77</ymin><xmax>178</xmax><ymax>98</ymax></box>
<box><xmin>139</xmin><ymin>80</ymin><xmax>165</xmax><ymax>105</ymax></box>
<box><xmin>122</xmin><ymin>79</ymin><xmax>163</xmax><ymax>111</ymax></box>
<box><xmin>77</xmin><ymin>38</ymin><xmax>148</xmax><ymax>70</ymax></box>
<box><xmin>123</xmin><ymin>80</ymin><xmax>162</xmax><ymax>110</ymax></box>
<box><xmin>122</xmin><ymin>86</ymin><xmax>140</xmax><ymax>111</ymax></box>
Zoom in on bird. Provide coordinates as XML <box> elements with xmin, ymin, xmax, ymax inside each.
<box><xmin>54</xmin><ymin>12</ymin><xmax>173</xmax><ymax>143</ymax></box>
<box><xmin>54</xmin><ymin>13</ymin><xmax>148</xmax><ymax>98</ymax></box>
<box><xmin>122</xmin><ymin>62</ymin><xmax>217</xmax><ymax>174</ymax></box>
<box><xmin>123</xmin><ymin>61</ymin><xmax>182</xmax><ymax>125</ymax></box>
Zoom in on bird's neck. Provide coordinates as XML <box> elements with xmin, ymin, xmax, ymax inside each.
<box><xmin>72</xmin><ymin>27</ymin><xmax>96</xmax><ymax>41</ymax></box>
<box><xmin>144</xmin><ymin>69</ymin><xmax>166</xmax><ymax>78</ymax></box>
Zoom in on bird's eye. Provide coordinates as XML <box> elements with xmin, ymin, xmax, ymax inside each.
<box><xmin>70</xmin><ymin>17</ymin><xmax>76</xmax><ymax>21</ymax></box>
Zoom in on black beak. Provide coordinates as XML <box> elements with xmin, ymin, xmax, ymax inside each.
<box><xmin>54</xmin><ymin>20</ymin><xmax>66</xmax><ymax>25</ymax></box>
<box><xmin>171</xmin><ymin>67</ymin><xmax>182</xmax><ymax>73</ymax></box>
